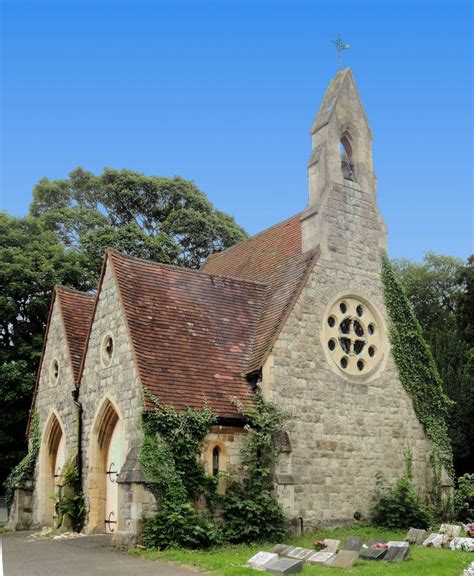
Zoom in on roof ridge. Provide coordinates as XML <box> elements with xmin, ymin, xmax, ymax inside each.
<box><xmin>107</xmin><ymin>248</ymin><xmax>268</xmax><ymax>288</ymax></box>
<box><xmin>55</xmin><ymin>285</ymin><xmax>95</xmax><ymax>299</ymax></box>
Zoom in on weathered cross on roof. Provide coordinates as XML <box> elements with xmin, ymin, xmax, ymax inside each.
<box><xmin>332</xmin><ymin>34</ymin><xmax>350</xmax><ymax>70</ymax></box>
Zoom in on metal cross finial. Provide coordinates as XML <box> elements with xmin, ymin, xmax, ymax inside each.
<box><xmin>332</xmin><ymin>34</ymin><xmax>350</xmax><ymax>70</ymax></box>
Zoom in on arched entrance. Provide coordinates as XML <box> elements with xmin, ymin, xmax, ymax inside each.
<box><xmin>88</xmin><ymin>397</ymin><xmax>125</xmax><ymax>533</ymax></box>
<box><xmin>38</xmin><ymin>412</ymin><xmax>66</xmax><ymax>525</ymax></box>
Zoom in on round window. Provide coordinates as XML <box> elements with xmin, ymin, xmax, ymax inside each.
<box><xmin>322</xmin><ymin>296</ymin><xmax>384</xmax><ymax>376</ymax></box>
<box><xmin>49</xmin><ymin>359</ymin><xmax>60</xmax><ymax>386</ymax></box>
<box><xmin>101</xmin><ymin>334</ymin><xmax>114</xmax><ymax>367</ymax></box>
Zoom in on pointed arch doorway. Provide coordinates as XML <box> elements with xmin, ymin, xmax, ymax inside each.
<box><xmin>39</xmin><ymin>412</ymin><xmax>66</xmax><ymax>525</ymax></box>
<box><xmin>88</xmin><ymin>397</ymin><xmax>125</xmax><ymax>533</ymax></box>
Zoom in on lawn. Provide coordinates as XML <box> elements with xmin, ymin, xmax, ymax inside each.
<box><xmin>129</xmin><ymin>526</ymin><xmax>472</xmax><ymax>576</ymax></box>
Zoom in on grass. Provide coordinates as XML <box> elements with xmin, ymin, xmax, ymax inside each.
<box><xmin>129</xmin><ymin>526</ymin><xmax>472</xmax><ymax>576</ymax></box>
<box><xmin>0</xmin><ymin>523</ymin><xmax>6</xmax><ymax>534</ymax></box>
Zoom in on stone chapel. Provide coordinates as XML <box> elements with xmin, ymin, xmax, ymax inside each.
<box><xmin>9</xmin><ymin>67</ymin><xmax>438</xmax><ymax>542</ymax></box>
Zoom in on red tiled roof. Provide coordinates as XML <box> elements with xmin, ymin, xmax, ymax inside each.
<box><xmin>56</xmin><ymin>287</ymin><xmax>95</xmax><ymax>381</ymax></box>
<box><xmin>201</xmin><ymin>214</ymin><xmax>319</xmax><ymax>371</ymax></box>
<box><xmin>108</xmin><ymin>251</ymin><xmax>267</xmax><ymax>417</ymax></box>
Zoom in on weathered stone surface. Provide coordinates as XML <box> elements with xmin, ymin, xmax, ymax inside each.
<box><xmin>423</xmin><ymin>534</ymin><xmax>444</xmax><ymax>548</ymax></box>
<box><xmin>450</xmin><ymin>538</ymin><xmax>474</xmax><ymax>551</ymax></box>
<box><xmin>360</xmin><ymin>547</ymin><xmax>387</xmax><ymax>561</ymax></box>
<box><xmin>342</xmin><ymin>536</ymin><xmax>364</xmax><ymax>551</ymax></box>
<box><xmin>323</xmin><ymin>539</ymin><xmax>340</xmax><ymax>552</ymax></box>
<box><xmin>387</xmin><ymin>541</ymin><xmax>409</xmax><ymax>548</ymax></box>
<box><xmin>405</xmin><ymin>528</ymin><xmax>427</xmax><ymax>545</ymax></box>
<box><xmin>384</xmin><ymin>545</ymin><xmax>409</xmax><ymax>563</ymax></box>
<box><xmin>271</xmin><ymin>545</ymin><xmax>293</xmax><ymax>555</ymax></box>
<box><xmin>265</xmin><ymin>558</ymin><xmax>303</xmax><ymax>574</ymax></box>
<box><xmin>327</xmin><ymin>550</ymin><xmax>359</xmax><ymax>569</ymax></box>
<box><xmin>307</xmin><ymin>551</ymin><xmax>336</xmax><ymax>564</ymax></box>
<box><xmin>245</xmin><ymin>551</ymin><xmax>278</xmax><ymax>569</ymax></box>
<box><xmin>440</xmin><ymin>524</ymin><xmax>461</xmax><ymax>538</ymax></box>
<box><xmin>287</xmin><ymin>547</ymin><xmax>314</xmax><ymax>560</ymax></box>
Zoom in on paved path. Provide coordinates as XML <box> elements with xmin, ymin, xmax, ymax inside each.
<box><xmin>1</xmin><ymin>531</ymin><xmax>198</xmax><ymax>576</ymax></box>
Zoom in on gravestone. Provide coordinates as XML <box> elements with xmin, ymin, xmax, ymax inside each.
<box><xmin>384</xmin><ymin>546</ymin><xmax>409</xmax><ymax>563</ymax></box>
<box><xmin>307</xmin><ymin>551</ymin><xmax>336</xmax><ymax>565</ymax></box>
<box><xmin>405</xmin><ymin>528</ymin><xmax>427</xmax><ymax>545</ymax></box>
<box><xmin>287</xmin><ymin>547</ymin><xmax>313</xmax><ymax>561</ymax></box>
<box><xmin>245</xmin><ymin>552</ymin><xmax>279</xmax><ymax>570</ymax></box>
<box><xmin>327</xmin><ymin>550</ymin><xmax>359</xmax><ymax>569</ymax></box>
<box><xmin>440</xmin><ymin>524</ymin><xmax>462</xmax><ymax>538</ymax></box>
<box><xmin>265</xmin><ymin>557</ymin><xmax>303</xmax><ymax>575</ymax></box>
<box><xmin>271</xmin><ymin>545</ymin><xmax>293</xmax><ymax>555</ymax></box>
<box><xmin>423</xmin><ymin>533</ymin><xmax>444</xmax><ymax>548</ymax></box>
<box><xmin>280</xmin><ymin>547</ymin><xmax>296</xmax><ymax>557</ymax></box>
<box><xmin>323</xmin><ymin>539</ymin><xmax>341</xmax><ymax>552</ymax></box>
<box><xmin>387</xmin><ymin>541</ymin><xmax>409</xmax><ymax>548</ymax></box>
<box><xmin>342</xmin><ymin>536</ymin><xmax>364</xmax><ymax>551</ymax></box>
<box><xmin>451</xmin><ymin>537</ymin><xmax>474</xmax><ymax>552</ymax></box>
<box><xmin>360</xmin><ymin>547</ymin><xmax>387</xmax><ymax>561</ymax></box>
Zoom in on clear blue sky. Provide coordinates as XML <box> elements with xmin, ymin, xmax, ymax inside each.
<box><xmin>1</xmin><ymin>0</ymin><xmax>472</xmax><ymax>261</ymax></box>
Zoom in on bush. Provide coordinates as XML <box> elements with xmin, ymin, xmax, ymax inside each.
<box><xmin>141</xmin><ymin>502</ymin><xmax>221</xmax><ymax>549</ymax></box>
<box><xmin>454</xmin><ymin>473</ymin><xmax>474</xmax><ymax>522</ymax></box>
<box><xmin>371</xmin><ymin>473</ymin><xmax>433</xmax><ymax>529</ymax></box>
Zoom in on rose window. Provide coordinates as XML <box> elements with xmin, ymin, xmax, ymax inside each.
<box><xmin>323</xmin><ymin>297</ymin><xmax>383</xmax><ymax>375</ymax></box>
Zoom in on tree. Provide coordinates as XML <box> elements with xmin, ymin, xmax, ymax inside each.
<box><xmin>0</xmin><ymin>213</ymin><xmax>94</xmax><ymax>486</ymax></box>
<box><xmin>393</xmin><ymin>252</ymin><xmax>474</xmax><ymax>476</ymax></box>
<box><xmin>30</xmin><ymin>167</ymin><xmax>247</xmax><ymax>275</ymax></box>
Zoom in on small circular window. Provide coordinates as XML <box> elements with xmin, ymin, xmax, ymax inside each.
<box><xmin>322</xmin><ymin>296</ymin><xmax>384</xmax><ymax>376</ymax></box>
<box><xmin>101</xmin><ymin>334</ymin><xmax>114</xmax><ymax>367</ymax></box>
<box><xmin>49</xmin><ymin>359</ymin><xmax>60</xmax><ymax>386</ymax></box>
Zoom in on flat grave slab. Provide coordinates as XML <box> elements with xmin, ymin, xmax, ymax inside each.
<box><xmin>271</xmin><ymin>545</ymin><xmax>293</xmax><ymax>555</ymax></box>
<box><xmin>265</xmin><ymin>557</ymin><xmax>303</xmax><ymax>575</ymax></box>
<box><xmin>405</xmin><ymin>528</ymin><xmax>427</xmax><ymax>545</ymax></box>
<box><xmin>323</xmin><ymin>539</ymin><xmax>340</xmax><ymax>552</ymax></box>
<box><xmin>279</xmin><ymin>547</ymin><xmax>296</xmax><ymax>557</ymax></box>
<box><xmin>342</xmin><ymin>536</ymin><xmax>364</xmax><ymax>551</ymax></box>
<box><xmin>286</xmin><ymin>547</ymin><xmax>314</xmax><ymax>561</ymax></box>
<box><xmin>245</xmin><ymin>552</ymin><xmax>279</xmax><ymax>570</ymax></box>
<box><xmin>327</xmin><ymin>550</ymin><xmax>359</xmax><ymax>569</ymax></box>
<box><xmin>387</xmin><ymin>540</ymin><xmax>409</xmax><ymax>548</ymax></box>
<box><xmin>307</xmin><ymin>551</ymin><xmax>336</xmax><ymax>565</ymax></box>
<box><xmin>423</xmin><ymin>533</ymin><xmax>444</xmax><ymax>548</ymax></box>
<box><xmin>384</xmin><ymin>546</ymin><xmax>409</xmax><ymax>563</ymax></box>
<box><xmin>450</xmin><ymin>537</ymin><xmax>474</xmax><ymax>551</ymax></box>
<box><xmin>360</xmin><ymin>547</ymin><xmax>387</xmax><ymax>561</ymax></box>
<box><xmin>440</xmin><ymin>524</ymin><xmax>462</xmax><ymax>538</ymax></box>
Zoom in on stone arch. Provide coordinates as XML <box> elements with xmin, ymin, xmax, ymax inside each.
<box><xmin>87</xmin><ymin>394</ymin><xmax>126</xmax><ymax>533</ymax></box>
<box><xmin>339</xmin><ymin>130</ymin><xmax>356</xmax><ymax>181</ymax></box>
<box><xmin>38</xmin><ymin>410</ymin><xmax>66</xmax><ymax>525</ymax></box>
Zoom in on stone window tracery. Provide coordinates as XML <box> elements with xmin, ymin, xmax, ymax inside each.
<box><xmin>101</xmin><ymin>334</ymin><xmax>115</xmax><ymax>367</ymax></box>
<box><xmin>49</xmin><ymin>359</ymin><xmax>60</xmax><ymax>386</ymax></box>
<box><xmin>340</xmin><ymin>133</ymin><xmax>355</xmax><ymax>182</ymax></box>
<box><xmin>323</xmin><ymin>296</ymin><xmax>384</xmax><ymax>376</ymax></box>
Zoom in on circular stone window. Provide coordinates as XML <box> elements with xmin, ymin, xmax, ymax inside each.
<box><xmin>323</xmin><ymin>296</ymin><xmax>384</xmax><ymax>376</ymax></box>
<box><xmin>101</xmin><ymin>334</ymin><xmax>114</xmax><ymax>367</ymax></box>
<box><xmin>49</xmin><ymin>358</ymin><xmax>60</xmax><ymax>386</ymax></box>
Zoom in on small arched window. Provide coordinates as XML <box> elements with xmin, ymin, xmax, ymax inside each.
<box><xmin>212</xmin><ymin>446</ymin><xmax>220</xmax><ymax>476</ymax></box>
<box><xmin>340</xmin><ymin>133</ymin><xmax>355</xmax><ymax>181</ymax></box>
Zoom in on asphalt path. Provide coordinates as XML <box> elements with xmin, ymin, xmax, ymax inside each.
<box><xmin>1</xmin><ymin>531</ymin><xmax>197</xmax><ymax>576</ymax></box>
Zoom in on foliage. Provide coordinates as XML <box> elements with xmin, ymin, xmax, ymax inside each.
<box><xmin>51</xmin><ymin>458</ymin><xmax>85</xmax><ymax>532</ymax></box>
<box><xmin>371</xmin><ymin>471</ymin><xmax>433</xmax><ymax>529</ymax></box>
<box><xmin>453</xmin><ymin>473</ymin><xmax>474</xmax><ymax>523</ymax></box>
<box><xmin>381</xmin><ymin>253</ymin><xmax>453</xmax><ymax>472</ymax></box>
<box><xmin>222</xmin><ymin>393</ymin><xmax>288</xmax><ymax>543</ymax></box>
<box><xmin>139</xmin><ymin>394</ymin><xmax>219</xmax><ymax>549</ymax></box>
<box><xmin>30</xmin><ymin>167</ymin><xmax>247</xmax><ymax>275</ymax></box>
<box><xmin>0</xmin><ymin>213</ymin><xmax>93</xmax><ymax>486</ymax></box>
<box><xmin>4</xmin><ymin>412</ymin><xmax>40</xmax><ymax>511</ymax></box>
<box><xmin>393</xmin><ymin>253</ymin><xmax>473</xmax><ymax>476</ymax></box>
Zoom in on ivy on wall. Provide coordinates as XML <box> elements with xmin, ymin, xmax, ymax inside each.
<box><xmin>381</xmin><ymin>253</ymin><xmax>453</xmax><ymax>472</ymax></box>
<box><xmin>4</xmin><ymin>412</ymin><xmax>40</xmax><ymax>511</ymax></box>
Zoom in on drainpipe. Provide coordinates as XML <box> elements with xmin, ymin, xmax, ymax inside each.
<box><xmin>72</xmin><ymin>383</ymin><xmax>83</xmax><ymax>485</ymax></box>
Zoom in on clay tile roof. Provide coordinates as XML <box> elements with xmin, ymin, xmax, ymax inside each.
<box><xmin>108</xmin><ymin>251</ymin><xmax>267</xmax><ymax>417</ymax></box>
<box><xmin>56</xmin><ymin>287</ymin><xmax>95</xmax><ymax>380</ymax></box>
<box><xmin>201</xmin><ymin>213</ymin><xmax>319</xmax><ymax>371</ymax></box>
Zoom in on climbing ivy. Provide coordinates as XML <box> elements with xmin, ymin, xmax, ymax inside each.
<box><xmin>52</xmin><ymin>455</ymin><xmax>85</xmax><ymax>532</ymax></box>
<box><xmin>381</xmin><ymin>253</ymin><xmax>453</xmax><ymax>473</ymax></box>
<box><xmin>4</xmin><ymin>412</ymin><xmax>40</xmax><ymax>512</ymax></box>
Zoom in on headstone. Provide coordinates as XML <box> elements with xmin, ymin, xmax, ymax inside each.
<box><xmin>280</xmin><ymin>547</ymin><xmax>296</xmax><ymax>557</ymax></box>
<box><xmin>246</xmin><ymin>552</ymin><xmax>279</xmax><ymax>570</ymax></box>
<box><xmin>451</xmin><ymin>537</ymin><xmax>474</xmax><ymax>552</ymax></box>
<box><xmin>287</xmin><ymin>547</ymin><xmax>313</xmax><ymax>561</ymax></box>
<box><xmin>387</xmin><ymin>540</ymin><xmax>409</xmax><ymax>548</ymax></box>
<box><xmin>342</xmin><ymin>536</ymin><xmax>364</xmax><ymax>551</ymax></box>
<box><xmin>440</xmin><ymin>524</ymin><xmax>462</xmax><ymax>538</ymax></box>
<box><xmin>307</xmin><ymin>551</ymin><xmax>336</xmax><ymax>565</ymax></box>
<box><xmin>405</xmin><ymin>528</ymin><xmax>427</xmax><ymax>545</ymax></box>
<box><xmin>271</xmin><ymin>545</ymin><xmax>293</xmax><ymax>555</ymax></box>
<box><xmin>384</xmin><ymin>546</ymin><xmax>409</xmax><ymax>563</ymax></box>
<box><xmin>360</xmin><ymin>547</ymin><xmax>387</xmax><ymax>561</ymax></box>
<box><xmin>423</xmin><ymin>533</ymin><xmax>444</xmax><ymax>548</ymax></box>
<box><xmin>327</xmin><ymin>550</ymin><xmax>359</xmax><ymax>569</ymax></box>
<box><xmin>323</xmin><ymin>539</ymin><xmax>341</xmax><ymax>552</ymax></box>
<box><xmin>265</xmin><ymin>557</ymin><xmax>303</xmax><ymax>575</ymax></box>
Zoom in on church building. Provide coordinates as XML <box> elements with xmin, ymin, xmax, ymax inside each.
<box><xmin>9</xmin><ymin>68</ymin><xmax>439</xmax><ymax>542</ymax></box>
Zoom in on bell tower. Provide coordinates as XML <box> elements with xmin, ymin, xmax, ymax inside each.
<box><xmin>301</xmin><ymin>67</ymin><xmax>387</xmax><ymax>261</ymax></box>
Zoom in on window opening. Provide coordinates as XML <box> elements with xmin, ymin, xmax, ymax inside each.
<box><xmin>212</xmin><ymin>446</ymin><xmax>220</xmax><ymax>476</ymax></box>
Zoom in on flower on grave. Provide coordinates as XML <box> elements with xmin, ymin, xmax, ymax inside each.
<box><xmin>463</xmin><ymin>523</ymin><xmax>474</xmax><ymax>536</ymax></box>
<box><xmin>373</xmin><ymin>543</ymin><xmax>388</xmax><ymax>549</ymax></box>
<box><xmin>313</xmin><ymin>540</ymin><xmax>326</xmax><ymax>550</ymax></box>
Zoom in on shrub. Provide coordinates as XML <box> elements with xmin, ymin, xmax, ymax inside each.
<box><xmin>454</xmin><ymin>473</ymin><xmax>474</xmax><ymax>522</ymax></box>
<box><xmin>371</xmin><ymin>473</ymin><xmax>433</xmax><ymax>529</ymax></box>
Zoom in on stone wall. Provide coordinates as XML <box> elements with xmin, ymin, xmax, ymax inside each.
<box><xmin>79</xmin><ymin>263</ymin><xmax>144</xmax><ymax>533</ymax></box>
<box><xmin>202</xmin><ymin>425</ymin><xmax>247</xmax><ymax>482</ymax></box>
<box><xmin>264</xmin><ymin>180</ymin><xmax>434</xmax><ymax>527</ymax></box>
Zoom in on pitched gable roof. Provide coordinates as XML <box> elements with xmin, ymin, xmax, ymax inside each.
<box><xmin>201</xmin><ymin>213</ymin><xmax>319</xmax><ymax>371</ymax></box>
<box><xmin>108</xmin><ymin>251</ymin><xmax>267</xmax><ymax>417</ymax></box>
